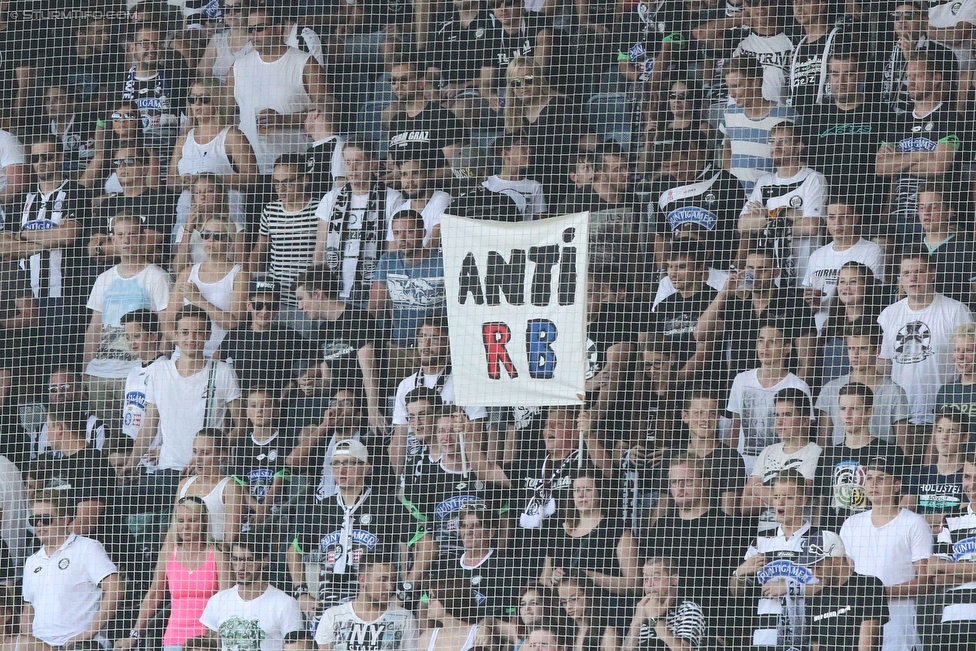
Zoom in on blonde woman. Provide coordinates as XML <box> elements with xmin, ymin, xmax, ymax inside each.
<box><xmin>173</xmin><ymin>428</ymin><xmax>246</xmax><ymax>545</ymax></box>
<box><xmin>116</xmin><ymin>498</ymin><xmax>230</xmax><ymax>651</ymax></box>
<box><xmin>503</xmin><ymin>57</ymin><xmax>584</xmax><ymax>203</ymax></box>
<box><xmin>166</xmin><ymin>215</ymin><xmax>248</xmax><ymax>358</ymax></box>
<box><xmin>197</xmin><ymin>0</ymin><xmax>254</xmax><ymax>84</ymax></box>
<box><xmin>173</xmin><ymin>174</ymin><xmax>247</xmax><ymax>272</ymax></box>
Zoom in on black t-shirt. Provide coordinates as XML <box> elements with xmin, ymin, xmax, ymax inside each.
<box><xmin>293</xmin><ymin>488</ymin><xmax>407</xmax><ymax>607</ymax></box>
<box><xmin>651</xmin><ymin>288</ymin><xmax>718</xmax><ymax>366</ymax></box>
<box><xmin>652</xmin><ymin>167</ymin><xmax>746</xmax><ymax>269</ymax></box>
<box><xmin>429</xmin><ymin>9</ymin><xmax>500</xmax><ymax>84</ymax></box>
<box><xmin>388</xmin><ymin>105</ymin><xmax>467</xmax><ymax>154</ymax></box>
<box><xmin>433</xmin><ymin>549</ymin><xmax>520</xmax><ymax>619</ymax></box>
<box><xmin>916</xmin><ymin>234</ymin><xmax>976</xmax><ymax>305</ymax></box>
<box><xmin>221</xmin><ymin>324</ymin><xmax>316</xmax><ymax>392</ymax></box>
<box><xmin>485</xmin><ymin>13</ymin><xmax>546</xmax><ymax>71</ymax></box>
<box><xmin>315</xmin><ymin>306</ymin><xmax>381</xmax><ymax>386</ymax></box>
<box><xmin>548</xmin><ymin>517</ymin><xmax>627</xmax><ymax>577</ymax></box>
<box><xmin>306</xmin><ymin>137</ymin><xmax>343</xmax><ymax>199</ymax></box>
<box><xmin>28</xmin><ymin>446</ymin><xmax>116</xmax><ymax>506</ymax></box>
<box><xmin>230</xmin><ymin>430</ymin><xmax>295</xmax><ymax>505</ymax></box>
<box><xmin>808</xmin><ymin>574</ymin><xmax>889</xmax><ymax>651</ymax></box>
<box><xmin>447</xmin><ymin>181</ymin><xmax>524</xmax><ymax>222</ymax></box>
<box><xmin>721</xmin><ymin>287</ymin><xmax>817</xmax><ymax>375</ymax></box>
<box><xmin>816</xmin><ymin>439</ymin><xmax>905</xmax><ymax>530</ymax></box>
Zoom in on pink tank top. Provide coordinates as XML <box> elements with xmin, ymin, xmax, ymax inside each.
<box><xmin>164</xmin><ymin>548</ymin><xmax>219</xmax><ymax>645</ymax></box>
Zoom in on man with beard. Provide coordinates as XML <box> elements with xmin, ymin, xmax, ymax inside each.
<box><xmin>391</xmin><ymin>146</ymin><xmax>453</xmax><ymax>250</ymax></box>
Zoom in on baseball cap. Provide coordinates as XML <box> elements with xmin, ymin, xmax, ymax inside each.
<box><xmin>249</xmin><ymin>278</ymin><xmax>281</xmax><ymax>299</ymax></box>
<box><xmin>333</xmin><ymin>439</ymin><xmax>369</xmax><ymax>464</ymax></box>
<box><xmin>864</xmin><ymin>454</ymin><xmax>904</xmax><ymax>481</ymax></box>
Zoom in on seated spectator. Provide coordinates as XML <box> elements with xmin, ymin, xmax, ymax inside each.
<box><xmin>230</xmin><ymin>387</ymin><xmax>296</xmax><ymax>525</ymax></box>
<box><xmin>369</xmin><ymin>210</ymin><xmax>445</xmax><ymax>382</ymax></box>
<box><xmin>175</xmin><ymin>428</ymin><xmax>245</xmax><ymax>545</ymax></box>
<box><xmin>481</xmin><ymin>3</ymin><xmax>546</xmax><ymax>108</ymax></box>
<box><xmin>818</xmin><ymin>320</ymin><xmax>911</xmax><ymax>449</ymax></box>
<box><xmin>743</xmin><ymin>388</ymin><xmax>823</xmax><ymax>518</ymax></box>
<box><xmin>119</xmin><ymin>497</ymin><xmax>228</xmax><ymax>651</ymax></box>
<box><xmin>83</xmin><ymin>213</ymin><xmax>171</xmax><ymax>439</ymax></box>
<box><xmin>805</xmin><ymin>550</ymin><xmax>889</xmax><ymax>650</ymax></box>
<box><xmin>555</xmin><ymin>575</ymin><xmax>620</xmax><ymax>651</ymax></box>
<box><xmin>739</xmin><ymin>121</ymin><xmax>826</xmax><ymax>285</ymax></box>
<box><xmin>482</xmin><ymin>135</ymin><xmax>547</xmax><ymax>220</ymax></box>
<box><xmin>315</xmin><ymin>556</ymin><xmax>418</xmax><ymax>651</ymax></box>
<box><xmin>22</xmin><ymin>489</ymin><xmax>121</xmax><ymax>649</ymax></box>
<box><xmin>918</xmin><ymin>451</ymin><xmax>976</xmax><ymax>649</ymax></box>
<box><xmin>251</xmin><ymin>154</ymin><xmax>322</xmax><ymax>311</ymax></box>
<box><xmin>420</xmin><ymin>574</ymin><xmax>486</xmax><ymax>651</ymax></box>
<box><xmin>39</xmin><ymin>84</ymin><xmax>96</xmax><ymax>176</ymax></box>
<box><xmin>391</xmin><ymin>146</ymin><xmax>453</xmax><ymax>250</ymax></box>
<box><xmin>314</xmin><ymin>140</ymin><xmax>406</xmax><ymax>309</ymax></box>
<box><xmin>727</xmin><ymin>322</ymin><xmax>814</xmax><ymax>473</ymax></box>
<box><xmin>31</xmin><ymin>366</ymin><xmax>108</xmax><ymax>459</ymax></box>
<box><xmin>816</xmin><ymin>382</ymin><xmax>908</xmax><ymax>530</ymax></box>
<box><xmin>904</xmin><ymin>408</ymin><xmax>970</xmax><ymax>528</ymax></box>
<box><xmin>731</xmin><ymin>469</ymin><xmax>847</xmax><ymax>649</ymax></box>
<box><xmin>802</xmin><ymin>198</ymin><xmax>885</xmax><ymax>331</ymax></box>
<box><xmin>625</xmin><ymin>557</ymin><xmax>707</xmax><ymax>651</ymax></box>
<box><xmin>659</xmin><ymin>81</ymin><xmax>715</xmax><ymax>147</ymax></box>
<box><xmin>935</xmin><ymin>322</ymin><xmax>976</xmax><ymax>419</ymax></box>
<box><xmin>818</xmin><ymin>263</ymin><xmax>889</xmax><ymax>383</ymax></box>
<box><xmin>165</xmin><ymin>215</ymin><xmax>248</xmax><ymax>359</ymax></box>
<box><xmin>541</xmin><ymin>471</ymin><xmax>638</xmax><ymax>595</ymax></box>
<box><xmin>840</xmin><ymin>455</ymin><xmax>933</xmax><ymax>651</ymax></box>
<box><xmin>201</xmin><ymin>533</ymin><xmax>303</xmax><ymax>651</ymax></box>
<box><xmin>912</xmin><ymin>182</ymin><xmax>976</xmax><ymax>306</ymax></box>
<box><xmin>172</xmin><ymin>174</ymin><xmax>247</xmax><ymax>273</ymax></box>
<box><xmin>720</xmin><ymin>56</ymin><xmax>797</xmax><ymax>194</ymax></box>
<box><xmin>878</xmin><ymin>248</ymin><xmax>974</xmax><ymax>424</ymax></box>
<box><xmin>196</xmin><ymin>0</ymin><xmax>253</xmax><ymax>83</ymax></box>
<box><xmin>218</xmin><ymin>279</ymin><xmax>315</xmax><ymax>393</ymax></box>
<box><xmin>498</xmin><ymin>588</ymin><xmax>558</xmax><ymax>651</ymax></box>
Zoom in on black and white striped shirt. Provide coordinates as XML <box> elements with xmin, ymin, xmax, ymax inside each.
<box><xmin>637</xmin><ymin>600</ymin><xmax>706</xmax><ymax>649</ymax></box>
<box><xmin>258</xmin><ymin>198</ymin><xmax>320</xmax><ymax>306</ymax></box>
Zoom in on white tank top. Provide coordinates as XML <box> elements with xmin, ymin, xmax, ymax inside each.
<box><xmin>177</xmin><ymin>127</ymin><xmax>238</xmax><ymax>177</ymax></box>
<box><xmin>211</xmin><ymin>30</ymin><xmax>254</xmax><ymax>84</ymax></box>
<box><xmin>186</xmin><ymin>263</ymin><xmax>242</xmax><ymax>358</ymax></box>
<box><xmin>233</xmin><ymin>47</ymin><xmax>313</xmax><ymax>173</ymax></box>
<box><xmin>179</xmin><ymin>475</ymin><xmax>233</xmax><ymax>542</ymax></box>
<box><xmin>426</xmin><ymin>626</ymin><xmax>479</xmax><ymax>651</ymax></box>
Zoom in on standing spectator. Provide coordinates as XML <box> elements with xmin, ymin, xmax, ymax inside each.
<box><xmin>39</xmin><ymin>84</ymin><xmax>96</xmax><ymax>176</ymax></box>
<box><xmin>878</xmin><ymin>248</ymin><xmax>973</xmax><ymax>424</ymax></box>
<box><xmin>175</xmin><ymin>429</ymin><xmax>246</xmax><ymax>545</ymax></box>
<box><xmin>428</xmin><ymin>0</ymin><xmax>499</xmax><ymax>96</ymax></box>
<box><xmin>935</xmin><ymin>323</ymin><xmax>976</xmax><ymax>419</ymax></box>
<box><xmin>720</xmin><ymin>56</ymin><xmax>797</xmax><ymax>194</ymax></box>
<box><xmin>251</xmin><ymin>154</ymin><xmax>322</xmax><ymax>310</ymax></box>
<box><xmin>83</xmin><ymin>213</ymin><xmax>171</xmax><ymax>440</ymax></box>
<box><xmin>903</xmin><ymin>409</ymin><xmax>969</xmax><ymax>527</ymax></box>
<box><xmin>880</xmin><ymin>2</ymin><xmax>956</xmax><ymax>115</ymax></box>
<box><xmin>482</xmin><ymin>135</ymin><xmax>547</xmax><ymax>220</ymax></box>
<box><xmin>911</xmin><ymin>182</ymin><xmax>976</xmax><ymax>306</ymax></box>
<box><xmin>0</xmin><ymin>454</ymin><xmax>27</xmax><ymax>574</ymax></box>
<box><xmin>625</xmin><ymin>557</ymin><xmax>707</xmax><ymax>651</ymax></box>
<box><xmin>32</xmin><ymin>367</ymin><xmax>108</xmax><ymax>459</ymax></box>
<box><xmin>197</xmin><ymin>0</ymin><xmax>253</xmax><ymax>83</ymax></box>
<box><xmin>369</xmin><ymin>210</ymin><xmax>445</xmax><ymax>383</ymax></box>
<box><xmin>228</xmin><ymin>5</ymin><xmax>327</xmax><ymax>174</ymax></box>
<box><xmin>303</xmin><ymin>105</ymin><xmax>346</xmax><ymax>197</ymax></box>
<box><xmin>21</xmin><ymin>489</ymin><xmax>122</xmax><ymax>649</ymax></box>
<box><xmin>739</xmin><ymin>121</ymin><xmax>826</xmax><ymax>285</ymax></box>
<box><xmin>0</xmin><ymin>128</ymin><xmax>24</xmax><ymax>209</ymax></box>
<box><xmin>840</xmin><ymin>455</ymin><xmax>933</xmax><ymax>651</ymax></box>
<box><xmin>315</xmin><ymin>557</ymin><xmax>419</xmax><ymax>651</ymax></box>
<box><xmin>314</xmin><ymin>140</ymin><xmax>406</xmax><ymax>309</ymax></box>
<box><xmin>788</xmin><ymin>0</ymin><xmax>846</xmax><ymax>115</ymax></box>
<box><xmin>555</xmin><ymin>576</ymin><xmax>621</xmax><ymax>651</ymax></box>
<box><xmin>119</xmin><ymin>309</ymin><xmax>167</xmax><ymax>467</ymax></box>
<box><xmin>201</xmin><ymin>533</ymin><xmax>303</xmax><ymax>651</ymax></box>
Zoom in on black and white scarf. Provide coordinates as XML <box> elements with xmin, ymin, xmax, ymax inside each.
<box><xmin>325</xmin><ymin>182</ymin><xmax>387</xmax><ymax>304</ymax></box>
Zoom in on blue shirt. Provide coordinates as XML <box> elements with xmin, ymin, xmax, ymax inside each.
<box><xmin>373</xmin><ymin>250</ymin><xmax>446</xmax><ymax>346</ymax></box>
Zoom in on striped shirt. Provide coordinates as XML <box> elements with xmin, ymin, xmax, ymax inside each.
<box><xmin>637</xmin><ymin>600</ymin><xmax>706</xmax><ymax>649</ymax></box>
<box><xmin>259</xmin><ymin>199</ymin><xmax>321</xmax><ymax>306</ymax></box>
<box><xmin>720</xmin><ymin>104</ymin><xmax>797</xmax><ymax>194</ymax></box>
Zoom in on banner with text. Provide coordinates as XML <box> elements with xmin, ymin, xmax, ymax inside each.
<box><xmin>442</xmin><ymin>212</ymin><xmax>588</xmax><ymax>407</ymax></box>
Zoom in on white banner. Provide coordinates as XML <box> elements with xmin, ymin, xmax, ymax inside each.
<box><xmin>441</xmin><ymin>213</ymin><xmax>588</xmax><ymax>407</ymax></box>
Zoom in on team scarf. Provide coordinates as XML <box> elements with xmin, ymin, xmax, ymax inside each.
<box><xmin>325</xmin><ymin>182</ymin><xmax>388</xmax><ymax>303</ymax></box>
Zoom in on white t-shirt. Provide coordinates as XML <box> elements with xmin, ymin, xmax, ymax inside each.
<box><xmin>878</xmin><ymin>294</ymin><xmax>974</xmax><ymax>422</ymax></box>
<box><xmin>751</xmin><ymin>440</ymin><xmax>823</xmax><ymax>486</ymax></box>
<box><xmin>929</xmin><ymin>1</ymin><xmax>976</xmax><ymax>67</ymax></box>
<box><xmin>201</xmin><ymin>585</ymin><xmax>303</xmax><ymax>651</ymax></box>
<box><xmin>802</xmin><ymin>238</ymin><xmax>886</xmax><ymax>326</ymax></box>
<box><xmin>839</xmin><ymin>509</ymin><xmax>932</xmax><ymax>651</ymax></box>
<box><xmin>732</xmin><ymin>32</ymin><xmax>796</xmax><ymax>104</ymax></box>
<box><xmin>315</xmin><ymin>601</ymin><xmax>419</xmax><ymax>651</ymax></box>
<box><xmin>23</xmin><ymin>534</ymin><xmax>118</xmax><ymax>647</ymax></box>
<box><xmin>482</xmin><ymin>176</ymin><xmax>547</xmax><ymax>219</ymax></box>
<box><xmin>0</xmin><ymin>129</ymin><xmax>24</xmax><ymax>193</ymax></box>
<box><xmin>389</xmin><ymin>191</ymin><xmax>452</xmax><ymax>246</ymax></box>
<box><xmin>145</xmin><ymin>358</ymin><xmax>242</xmax><ymax>471</ymax></box>
<box><xmin>727</xmin><ymin>369</ymin><xmax>812</xmax><ymax>464</ymax></box>
<box><xmin>0</xmin><ymin>456</ymin><xmax>28</xmax><ymax>572</ymax></box>
<box><xmin>744</xmin><ymin>167</ymin><xmax>826</xmax><ymax>283</ymax></box>
<box><xmin>122</xmin><ymin>356</ymin><xmax>166</xmax><ymax>441</ymax></box>
<box><xmin>392</xmin><ymin>368</ymin><xmax>487</xmax><ymax>426</ymax></box>
<box><xmin>84</xmin><ymin>265</ymin><xmax>172</xmax><ymax>379</ymax></box>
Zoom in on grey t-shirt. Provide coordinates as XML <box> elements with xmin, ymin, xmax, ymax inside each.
<box><xmin>816</xmin><ymin>374</ymin><xmax>911</xmax><ymax>445</ymax></box>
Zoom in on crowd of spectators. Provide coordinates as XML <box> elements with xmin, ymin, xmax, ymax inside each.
<box><xmin>0</xmin><ymin>0</ymin><xmax>976</xmax><ymax>651</ymax></box>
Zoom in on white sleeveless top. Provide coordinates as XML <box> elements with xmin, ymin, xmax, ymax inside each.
<box><xmin>178</xmin><ymin>127</ymin><xmax>237</xmax><ymax>177</ymax></box>
<box><xmin>186</xmin><ymin>262</ymin><xmax>242</xmax><ymax>358</ymax></box>
<box><xmin>426</xmin><ymin>626</ymin><xmax>479</xmax><ymax>651</ymax></box>
<box><xmin>179</xmin><ymin>475</ymin><xmax>233</xmax><ymax>542</ymax></box>
<box><xmin>232</xmin><ymin>47</ymin><xmax>313</xmax><ymax>173</ymax></box>
<box><xmin>210</xmin><ymin>30</ymin><xmax>254</xmax><ymax>84</ymax></box>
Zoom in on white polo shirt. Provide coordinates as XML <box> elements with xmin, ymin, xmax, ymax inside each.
<box><xmin>23</xmin><ymin>533</ymin><xmax>117</xmax><ymax>646</ymax></box>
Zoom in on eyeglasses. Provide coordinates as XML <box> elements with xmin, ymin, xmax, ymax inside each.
<box><xmin>273</xmin><ymin>177</ymin><xmax>302</xmax><ymax>187</ymax></box>
<box><xmin>248</xmin><ymin>24</ymin><xmax>270</xmax><ymax>34</ymax></box>
<box><xmin>135</xmin><ymin>39</ymin><xmax>158</xmax><ymax>49</ymax></box>
<box><xmin>559</xmin><ymin>594</ymin><xmax>583</xmax><ymax>607</ymax></box>
<box><xmin>187</xmin><ymin>95</ymin><xmax>212</xmax><ymax>105</ymax></box>
<box><xmin>669</xmin><ymin>91</ymin><xmax>688</xmax><ymax>100</ymax></box>
<box><xmin>112</xmin><ymin>157</ymin><xmax>142</xmax><ymax>168</ymax></box>
<box><xmin>251</xmin><ymin>300</ymin><xmax>279</xmax><ymax>312</ymax></box>
<box><xmin>31</xmin><ymin>152</ymin><xmax>57</xmax><ymax>163</ymax></box>
<box><xmin>331</xmin><ymin>459</ymin><xmax>365</xmax><ymax>468</ymax></box>
<box><xmin>891</xmin><ymin>11</ymin><xmax>917</xmax><ymax>20</ymax></box>
<box><xmin>178</xmin><ymin>496</ymin><xmax>206</xmax><ymax>506</ymax></box>
<box><xmin>199</xmin><ymin>230</ymin><xmax>229</xmax><ymax>242</ymax></box>
<box><xmin>510</xmin><ymin>76</ymin><xmax>535</xmax><ymax>88</ymax></box>
<box><xmin>329</xmin><ymin>398</ymin><xmax>356</xmax><ymax>408</ymax></box>
<box><xmin>29</xmin><ymin>515</ymin><xmax>56</xmax><ymax>528</ymax></box>
<box><xmin>111</xmin><ymin>112</ymin><xmax>138</xmax><ymax>121</ymax></box>
<box><xmin>48</xmin><ymin>383</ymin><xmax>73</xmax><ymax>394</ymax></box>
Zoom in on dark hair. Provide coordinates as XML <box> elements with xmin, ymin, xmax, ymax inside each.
<box><xmin>824</xmin><ymin>262</ymin><xmax>885</xmax><ymax>337</ymax></box>
<box><xmin>899</xmin><ymin>245</ymin><xmax>934</xmax><ymax>269</ymax></box>
<box><xmin>774</xmin><ymin>387</ymin><xmax>812</xmax><ymax>414</ymax></box>
<box><xmin>46</xmin><ymin>401</ymin><xmax>88</xmax><ymax>436</ymax></box>
<box><xmin>667</xmin><ymin>239</ymin><xmax>707</xmax><ymax>265</ymax></box>
<box><xmin>120</xmin><ymin>308</ymin><xmax>161</xmax><ymax>337</ymax></box>
<box><xmin>343</xmin><ymin>138</ymin><xmax>378</xmax><ymax>160</ymax></box>
<box><xmin>844</xmin><ymin>317</ymin><xmax>883</xmax><ymax>348</ymax></box>
<box><xmin>29</xmin><ymin>135</ymin><xmax>64</xmax><ymax>154</ymax></box>
<box><xmin>418</xmin><ymin>312</ymin><xmax>449</xmax><ymax>334</ymax></box>
<box><xmin>294</xmin><ymin>265</ymin><xmax>342</xmax><ymax>298</ymax></box>
<box><xmin>273</xmin><ymin>153</ymin><xmax>310</xmax><ymax>175</ymax></box>
<box><xmin>725</xmin><ymin>55</ymin><xmax>765</xmax><ymax>81</ymax></box>
<box><xmin>232</xmin><ymin>530</ymin><xmax>271</xmax><ymax>558</ymax></box>
<box><xmin>391</xmin><ymin>209</ymin><xmax>426</xmax><ymax>231</ymax></box>
<box><xmin>175</xmin><ymin>305</ymin><xmax>211</xmax><ymax>331</ymax></box>
<box><xmin>404</xmin><ymin>386</ymin><xmax>445</xmax><ymax>409</ymax></box>
<box><xmin>935</xmin><ymin>407</ymin><xmax>972</xmax><ymax>433</ymax></box>
<box><xmin>773</xmin><ymin>467</ymin><xmax>812</xmax><ymax>499</ymax></box>
<box><xmin>283</xmin><ymin>631</ymin><xmax>314</xmax><ymax>646</ymax></box>
<box><xmin>429</xmin><ymin>574</ymin><xmax>480</xmax><ymax>624</ymax></box>
<box><xmin>684</xmin><ymin>388</ymin><xmax>721</xmax><ymax>410</ymax></box>
<box><xmin>838</xmin><ymin>382</ymin><xmax>875</xmax><ymax>410</ymax></box>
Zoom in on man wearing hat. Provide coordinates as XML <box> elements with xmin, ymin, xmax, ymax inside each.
<box><xmin>840</xmin><ymin>455</ymin><xmax>933</xmax><ymax>651</ymax></box>
<box><xmin>287</xmin><ymin>439</ymin><xmax>414</xmax><ymax>629</ymax></box>
<box><xmin>219</xmin><ymin>278</ymin><xmax>316</xmax><ymax>392</ymax></box>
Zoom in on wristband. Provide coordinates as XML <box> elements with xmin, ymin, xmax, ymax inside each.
<box><xmin>662</xmin><ymin>32</ymin><xmax>686</xmax><ymax>46</ymax></box>
<box><xmin>130</xmin><ymin>630</ymin><xmax>141</xmax><ymax>640</ymax></box>
<box><xmin>18</xmin><ymin>231</ymin><xmax>26</xmax><ymax>242</ymax></box>
<box><xmin>96</xmin><ymin>119</ymin><xmax>106</xmax><ymax>128</ymax></box>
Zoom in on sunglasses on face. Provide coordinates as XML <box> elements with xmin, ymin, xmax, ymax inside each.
<box><xmin>29</xmin><ymin>515</ymin><xmax>56</xmax><ymax>528</ymax></box>
<box><xmin>187</xmin><ymin>95</ymin><xmax>212</xmax><ymax>105</ymax></box>
<box><xmin>112</xmin><ymin>157</ymin><xmax>142</xmax><ymax>168</ymax></box>
<box><xmin>48</xmin><ymin>383</ymin><xmax>73</xmax><ymax>394</ymax></box>
<box><xmin>199</xmin><ymin>230</ymin><xmax>229</xmax><ymax>242</ymax></box>
<box><xmin>251</xmin><ymin>301</ymin><xmax>279</xmax><ymax>312</ymax></box>
<box><xmin>31</xmin><ymin>152</ymin><xmax>57</xmax><ymax>163</ymax></box>
<box><xmin>329</xmin><ymin>398</ymin><xmax>356</xmax><ymax>408</ymax></box>
<box><xmin>248</xmin><ymin>24</ymin><xmax>270</xmax><ymax>34</ymax></box>
<box><xmin>111</xmin><ymin>112</ymin><xmax>138</xmax><ymax>121</ymax></box>
<box><xmin>510</xmin><ymin>76</ymin><xmax>535</xmax><ymax>88</ymax></box>
<box><xmin>891</xmin><ymin>10</ymin><xmax>917</xmax><ymax>19</ymax></box>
